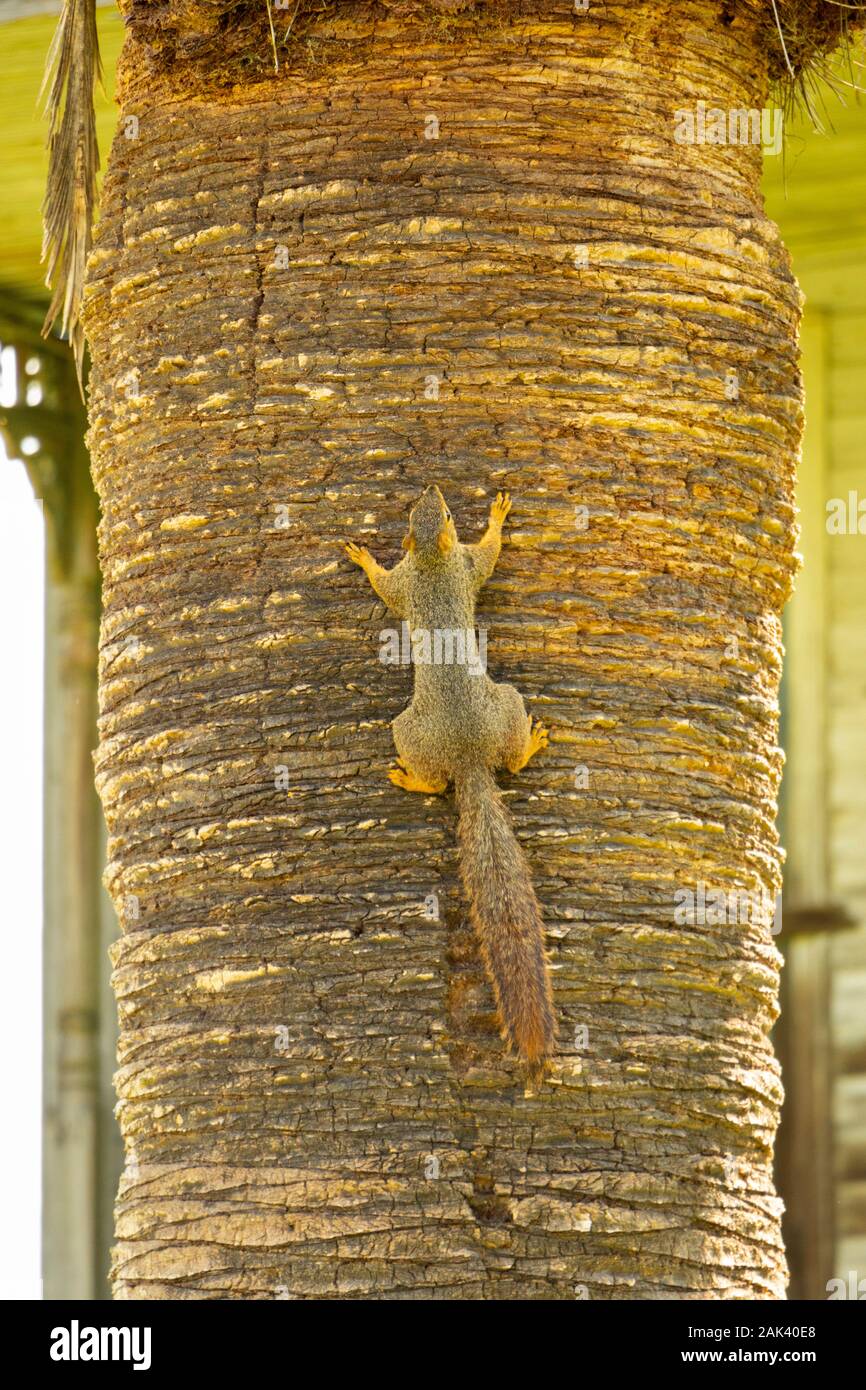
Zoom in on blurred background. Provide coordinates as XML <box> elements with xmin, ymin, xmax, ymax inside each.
<box><xmin>0</xmin><ymin>1</ymin><xmax>864</xmax><ymax>1300</ymax></box>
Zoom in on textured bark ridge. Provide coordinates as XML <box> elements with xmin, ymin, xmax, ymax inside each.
<box><xmin>85</xmin><ymin>2</ymin><xmax>802</xmax><ymax>1298</ymax></box>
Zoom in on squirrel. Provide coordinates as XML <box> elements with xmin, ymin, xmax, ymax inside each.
<box><xmin>345</xmin><ymin>485</ymin><xmax>556</xmax><ymax>1069</ymax></box>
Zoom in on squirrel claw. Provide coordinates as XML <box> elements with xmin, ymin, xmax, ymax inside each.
<box><xmin>491</xmin><ymin>491</ymin><xmax>512</xmax><ymax>525</ymax></box>
<box><xmin>345</xmin><ymin>541</ymin><xmax>370</xmax><ymax>567</ymax></box>
<box><xmin>509</xmin><ymin>715</ymin><xmax>550</xmax><ymax>773</ymax></box>
<box><xmin>527</xmin><ymin>717</ymin><xmax>549</xmax><ymax>755</ymax></box>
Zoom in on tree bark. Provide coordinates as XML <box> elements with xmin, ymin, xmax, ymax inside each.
<box><xmin>85</xmin><ymin>1</ymin><xmax>801</xmax><ymax>1298</ymax></box>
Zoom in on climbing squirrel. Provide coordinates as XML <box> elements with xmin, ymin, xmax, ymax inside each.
<box><xmin>345</xmin><ymin>485</ymin><xmax>556</xmax><ymax>1068</ymax></box>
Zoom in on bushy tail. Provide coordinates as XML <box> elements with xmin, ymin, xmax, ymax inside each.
<box><xmin>455</xmin><ymin>763</ymin><xmax>555</xmax><ymax>1067</ymax></box>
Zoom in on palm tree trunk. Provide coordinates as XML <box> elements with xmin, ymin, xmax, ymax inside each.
<box><xmin>85</xmin><ymin>1</ymin><xmax>801</xmax><ymax>1298</ymax></box>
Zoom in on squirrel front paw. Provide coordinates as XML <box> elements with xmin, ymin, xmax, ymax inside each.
<box><xmin>490</xmin><ymin>491</ymin><xmax>512</xmax><ymax>526</ymax></box>
<box><xmin>527</xmin><ymin>715</ymin><xmax>549</xmax><ymax>755</ymax></box>
<box><xmin>344</xmin><ymin>540</ymin><xmax>372</xmax><ymax>569</ymax></box>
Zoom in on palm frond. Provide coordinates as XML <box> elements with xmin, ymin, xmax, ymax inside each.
<box><xmin>40</xmin><ymin>0</ymin><xmax>101</xmax><ymax>390</ymax></box>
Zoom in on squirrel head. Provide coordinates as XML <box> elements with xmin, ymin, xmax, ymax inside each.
<box><xmin>404</xmin><ymin>485</ymin><xmax>457</xmax><ymax>561</ymax></box>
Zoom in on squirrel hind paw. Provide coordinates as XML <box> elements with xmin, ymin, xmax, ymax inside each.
<box><xmin>388</xmin><ymin>763</ymin><xmax>446</xmax><ymax>795</ymax></box>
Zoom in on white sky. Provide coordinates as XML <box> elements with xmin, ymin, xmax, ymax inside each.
<box><xmin>0</xmin><ymin>351</ymin><xmax>44</xmax><ymax>1300</ymax></box>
